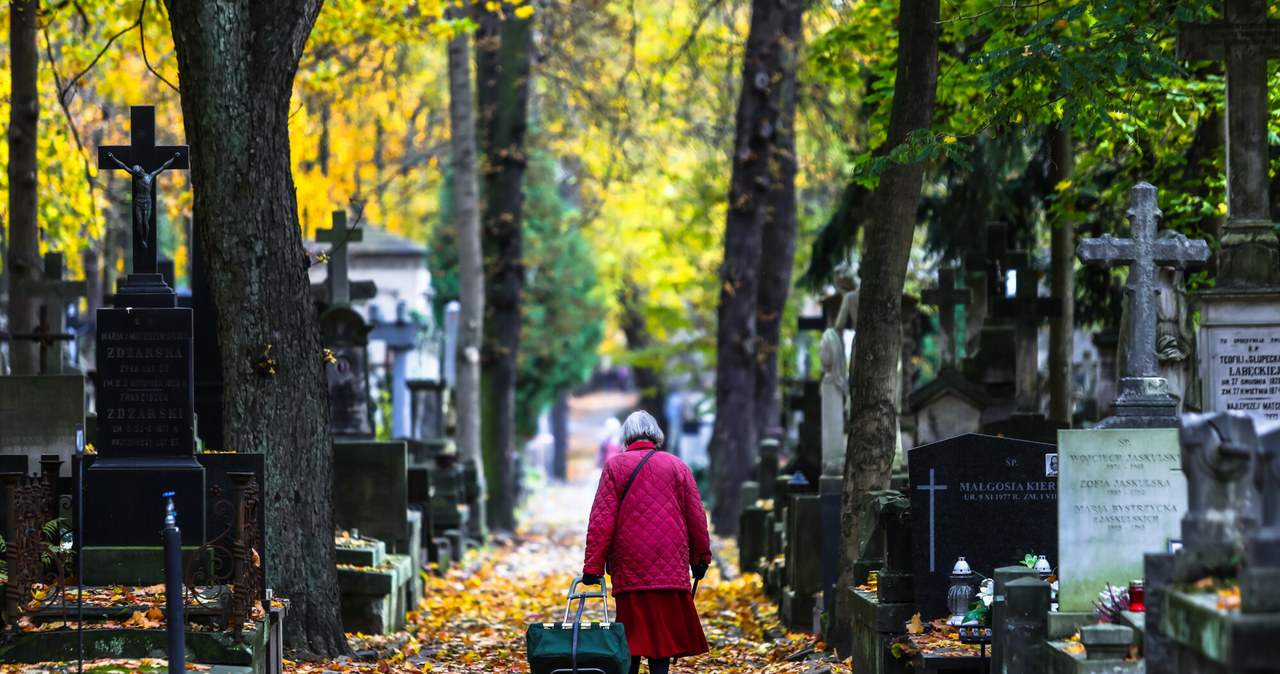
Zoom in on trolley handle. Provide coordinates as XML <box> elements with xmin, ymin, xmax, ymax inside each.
<box><xmin>563</xmin><ymin>575</ymin><xmax>612</xmax><ymax>624</ymax></box>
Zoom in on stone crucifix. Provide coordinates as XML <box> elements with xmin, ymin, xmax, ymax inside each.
<box><xmin>97</xmin><ymin>106</ymin><xmax>189</xmax><ymax>275</ymax></box>
<box><xmin>316</xmin><ymin>211</ymin><xmax>365</xmax><ymax>306</ymax></box>
<box><xmin>19</xmin><ymin>252</ymin><xmax>87</xmax><ymax>374</ymax></box>
<box><xmin>921</xmin><ymin>267</ymin><xmax>972</xmax><ymax>370</ymax></box>
<box><xmin>1077</xmin><ymin>183</ymin><xmax>1210</xmax><ymax>425</ymax></box>
<box><xmin>994</xmin><ymin>253</ymin><xmax>1062</xmax><ymax>412</ymax></box>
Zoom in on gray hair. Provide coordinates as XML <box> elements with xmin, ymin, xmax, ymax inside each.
<box><xmin>621</xmin><ymin>410</ymin><xmax>664</xmax><ymax>448</ymax></box>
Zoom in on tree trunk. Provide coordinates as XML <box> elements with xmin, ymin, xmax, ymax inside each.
<box><xmin>476</xmin><ymin>3</ymin><xmax>533</xmax><ymax>533</ymax></box>
<box><xmin>163</xmin><ymin>0</ymin><xmax>348</xmax><ymax>657</ymax></box>
<box><xmin>8</xmin><ymin>0</ymin><xmax>41</xmax><ymax>375</ymax></box>
<box><xmin>618</xmin><ymin>279</ymin><xmax>668</xmax><ymax>438</ymax></box>
<box><xmin>753</xmin><ymin>0</ymin><xmax>803</xmax><ymax>439</ymax></box>
<box><xmin>709</xmin><ymin>0</ymin><xmax>793</xmax><ymax>536</ymax></box>
<box><xmin>1048</xmin><ymin>125</ymin><xmax>1075</xmax><ymax>424</ymax></box>
<box><xmin>448</xmin><ymin>6</ymin><xmax>486</xmax><ymax>493</ymax></box>
<box><xmin>82</xmin><ymin>247</ymin><xmax>102</xmax><ymax>371</ymax></box>
<box><xmin>551</xmin><ymin>390</ymin><xmax>569</xmax><ymax>480</ymax></box>
<box><xmin>830</xmin><ymin>0</ymin><xmax>939</xmax><ymax>655</ymax></box>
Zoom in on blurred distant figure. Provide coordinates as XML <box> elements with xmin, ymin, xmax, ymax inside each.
<box><xmin>598</xmin><ymin>417</ymin><xmax>623</xmax><ymax>468</ymax></box>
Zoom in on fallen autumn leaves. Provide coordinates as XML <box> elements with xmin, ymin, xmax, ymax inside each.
<box><xmin>334</xmin><ymin>527</ymin><xmax>847</xmax><ymax>673</ymax></box>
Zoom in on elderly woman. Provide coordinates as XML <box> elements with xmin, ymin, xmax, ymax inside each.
<box><xmin>582</xmin><ymin>410</ymin><xmax>710</xmax><ymax>674</ymax></box>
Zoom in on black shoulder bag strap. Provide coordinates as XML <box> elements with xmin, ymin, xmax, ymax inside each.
<box><xmin>617</xmin><ymin>449</ymin><xmax>658</xmax><ymax>513</ymax></box>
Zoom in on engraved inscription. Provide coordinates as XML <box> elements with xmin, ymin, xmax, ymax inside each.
<box><xmin>96</xmin><ymin>309</ymin><xmax>194</xmax><ymax>456</ymax></box>
<box><xmin>1206</xmin><ymin>328</ymin><xmax>1280</xmax><ymax>419</ymax></box>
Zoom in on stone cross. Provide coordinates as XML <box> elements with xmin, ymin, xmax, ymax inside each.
<box><xmin>1177</xmin><ymin>0</ymin><xmax>1280</xmax><ymax>286</ymax></box>
<box><xmin>1078</xmin><ymin>184</ymin><xmax>1210</xmax><ymax>380</ymax></box>
<box><xmin>97</xmin><ymin>106</ymin><xmax>189</xmax><ymax>276</ymax></box>
<box><xmin>994</xmin><ymin>254</ymin><xmax>1062</xmax><ymax>412</ymax></box>
<box><xmin>921</xmin><ymin>267</ymin><xmax>972</xmax><ymax>370</ymax></box>
<box><xmin>1078</xmin><ymin>183</ymin><xmax>1210</xmax><ymax>424</ymax></box>
<box><xmin>20</xmin><ymin>252</ymin><xmax>87</xmax><ymax>375</ymax></box>
<box><xmin>316</xmin><ymin>211</ymin><xmax>364</xmax><ymax>306</ymax></box>
<box><xmin>916</xmin><ymin>468</ymin><xmax>947</xmax><ymax>573</ymax></box>
<box><xmin>10</xmin><ymin>306</ymin><xmax>75</xmax><ymax>375</ymax></box>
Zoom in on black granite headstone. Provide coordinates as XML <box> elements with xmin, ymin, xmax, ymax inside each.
<box><xmin>87</xmin><ymin>305</ymin><xmax>203</xmax><ymax>545</ymax></box>
<box><xmin>908</xmin><ymin>433</ymin><xmax>1057</xmax><ymax>621</ymax></box>
<box><xmin>321</xmin><ymin>306</ymin><xmax>374</xmax><ymax>439</ymax></box>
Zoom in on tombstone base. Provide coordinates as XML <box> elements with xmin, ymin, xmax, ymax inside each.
<box><xmin>781</xmin><ymin>587</ymin><xmax>818</xmax><ymax>632</ymax></box>
<box><xmin>81</xmin><ymin>545</ymin><xmax>204</xmax><ymax>586</ymax></box>
<box><xmin>1160</xmin><ymin>587</ymin><xmax>1280</xmax><ymax>673</ymax></box>
<box><xmin>83</xmin><ymin>461</ymin><xmax>205</xmax><ymax>546</ymax></box>
<box><xmin>113</xmin><ymin>273</ymin><xmax>177</xmax><ymax>308</ymax></box>
<box><xmin>847</xmin><ymin>588</ymin><xmax>914</xmax><ymax>674</ymax></box>
<box><xmin>337</xmin><ymin>552</ymin><xmax>414</xmax><ymax>635</ymax></box>
<box><xmin>877</xmin><ymin>570</ymin><xmax>914</xmax><ymax>604</ymax></box>
<box><xmin>1092</xmin><ymin>377</ymin><xmax>1179</xmax><ymax>429</ymax></box>
<box><xmin>1239</xmin><ymin>566</ymin><xmax>1280</xmax><ymax>613</ymax></box>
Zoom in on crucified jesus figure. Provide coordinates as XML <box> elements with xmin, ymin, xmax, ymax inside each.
<box><xmin>106</xmin><ymin>151</ymin><xmax>181</xmax><ymax>250</ymax></box>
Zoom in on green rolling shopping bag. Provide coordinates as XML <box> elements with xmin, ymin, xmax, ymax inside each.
<box><xmin>526</xmin><ymin>576</ymin><xmax>630</xmax><ymax>674</ymax></box>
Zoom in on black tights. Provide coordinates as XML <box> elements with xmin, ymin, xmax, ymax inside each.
<box><xmin>628</xmin><ymin>656</ymin><xmax>670</xmax><ymax>674</ymax></box>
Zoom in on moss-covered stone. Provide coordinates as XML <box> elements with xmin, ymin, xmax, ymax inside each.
<box><xmin>0</xmin><ymin>622</ymin><xmax>268</xmax><ymax>674</ymax></box>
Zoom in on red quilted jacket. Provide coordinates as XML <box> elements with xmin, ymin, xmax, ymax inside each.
<box><xmin>583</xmin><ymin>442</ymin><xmax>711</xmax><ymax>594</ymax></box>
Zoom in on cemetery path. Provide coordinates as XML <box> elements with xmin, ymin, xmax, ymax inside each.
<box><xmin>322</xmin><ymin>392</ymin><xmax>846</xmax><ymax>673</ymax></box>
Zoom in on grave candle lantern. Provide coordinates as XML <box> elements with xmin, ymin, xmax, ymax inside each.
<box><xmin>1128</xmin><ymin>580</ymin><xmax>1145</xmax><ymax>612</ymax></box>
<box><xmin>1035</xmin><ymin>554</ymin><xmax>1052</xmax><ymax>579</ymax></box>
<box><xmin>946</xmin><ymin>557</ymin><xmax>975</xmax><ymax>625</ymax></box>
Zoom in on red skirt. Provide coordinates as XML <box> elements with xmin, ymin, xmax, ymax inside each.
<box><xmin>613</xmin><ymin>589</ymin><xmax>709</xmax><ymax>659</ymax></box>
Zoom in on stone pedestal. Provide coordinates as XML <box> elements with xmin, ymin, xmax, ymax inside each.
<box><xmin>990</xmin><ymin>565</ymin><xmax>1039</xmax><ymax>669</ymax></box>
<box><xmin>820</xmin><ymin>475</ymin><xmax>842</xmax><ymax>612</ymax></box>
<box><xmin>847</xmin><ymin>588</ymin><xmax>914</xmax><ymax>674</ymax></box>
<box><xmin>1000</xmin><ymin>577</ymin><xmax>1051</xmax><ymax>673</ymax></box>
<box><xmin>781</xmin><ymin>494</ymin><xmax>823</xmax><ymax>631</ymax></box>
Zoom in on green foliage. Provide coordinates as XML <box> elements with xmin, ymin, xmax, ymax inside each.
<box><xmin>515</xmin><ymin>152</ymin><xmax>607</xmax><ymax>437</ymax></box>
<box><xmin>964</xmin><ymin>599</ymin><xmax>991</xmax><ymax>626</ymax></box>
<box><xmin>430</xmin><ymin>150</ymin><xmax>606</xmax><ymax>439</ymax></box>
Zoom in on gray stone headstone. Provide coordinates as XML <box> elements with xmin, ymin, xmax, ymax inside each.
<box><xmin>1198</xmin><ymin>303</ymin><xmax>1280</xmax><ymax>420</ymax></box>
<box><xmin>407</xmin><ymin>379</ymin><xmax>447</xmax><ymax>441</ymax></box>
<box><xmin>334</xmin><ymin>440</ymin><xmax>411</xmax><ymax>554</ymax></box>
<box><xmin>1057</xmin><ymin>428</ymin><xmax>1186</xmax><ymax>611</ymax></box>
<box><xmin>0</xmin><ymin>375</ymin><xmax>84</xmax><ymax>476</ymax></box>
<box><xmin>908</xmin><ymin>373</ymin><xmax>987</xmax><ymax>447</ymax></box>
